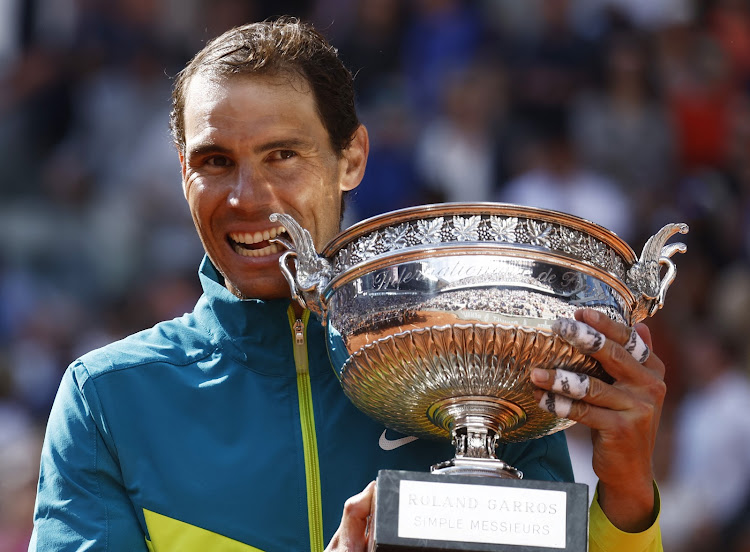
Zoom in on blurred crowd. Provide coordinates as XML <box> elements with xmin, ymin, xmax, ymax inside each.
<box><xmin>2</xmin><ymin>0</ymin><xmax>750</xmax><ymax>550</ymax></box>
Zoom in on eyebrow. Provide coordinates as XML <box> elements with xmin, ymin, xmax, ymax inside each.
<box><xmin>186</xmin><ymin>143</ymin><xmax>231</xmax><ymax>159</ymax></box>
<box><xmin>186</xmin><ymin>138</ymin><xmax>313</xmax><ymax>159</ymax></box>
<box><xmin>253</xmin><ymin>138</ymin><xmax>312</xmax><ymax>154</ymax></box>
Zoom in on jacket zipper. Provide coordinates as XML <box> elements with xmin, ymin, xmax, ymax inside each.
<box><xmin>288</xmin><ymin>307</ymin><xmax>324</xmax><ymax>552</ymax></box>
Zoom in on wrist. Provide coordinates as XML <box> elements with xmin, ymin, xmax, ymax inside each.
<box><xmin>597</xmin><ymin>478</ymin><xmax>657</xmax><ymax>533</ymax></box>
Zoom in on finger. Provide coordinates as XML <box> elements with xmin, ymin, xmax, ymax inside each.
<box><xmin>623</xmin><ymin>326</ymin><xmax>650</xmax><ymax>364</ymax></box>
<box><xmin>344</xmin><ymin>480</ymin><xmax>376</xmax><ymax>521</ymax></box>
<box><xmin>633</xmin><ymin>322</ymin><xmax>653</xmax><ymax>350</ymax></box>
<box><xmin>532</xmin><ymin>368</ymin><xmax>634</xmax><ymax>410</ymax></box>
<box><xmin>550</xmin><ymin>368</ymin><xmax>589</xmax><ymax>399</ymax></box>
<box><xmin>574</xmin><ymin>309</ymin><xmax>632</xmax><ymax>345</ymax></box>
<box><xmin>574</xmin><ymin>310</ymin><xmax>651</xmax><ymax>364</ymax></box>
<box><xmin>555</xmin><ymin>315</ymin><xmax>648</xmax><ymax>361</ymax></box>
<box><xmin>534</xmin><ymin>390</ymin><xmax>626</xmax><ymax>431</ymax></box>
<box><xmin>552</xmin><ymin>317</ymin><xmax>605</xmax><ymax>354</ymax></box>
<box><xmin>577</xmin><ymin>310</ymin><xmax>664</xmax><ymax>378</ymax></box>
<box><xmin>326</xmin><ymin>481</ymin><xmax>376</xmax><ymax>552</ymax></box>
<box><xmin>537</xmin><ymin>391</ymin><xmax>574</xmax><ymax>418</ymax></box>
<box><xmin>553</xmin><ymin>316</ymin><xmax>653</xmax><ymax>382</ymax></box>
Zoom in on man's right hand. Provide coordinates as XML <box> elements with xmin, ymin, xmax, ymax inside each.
<box><xmin>325</xmin><ymin>481</ymin><xmax>376</xmax><ymax>552</ymax></box>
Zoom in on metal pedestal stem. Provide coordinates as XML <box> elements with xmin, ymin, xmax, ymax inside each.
<box><xmin>428</xmin><ymin>397</ymin><xmax>526</xmax><ymax>479</ymax></box>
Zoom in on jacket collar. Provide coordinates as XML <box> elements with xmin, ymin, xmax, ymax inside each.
<box><xmin>193</xmin><ymin>256</ymin><xmax>328</xmax><ymax>374</ymax></box>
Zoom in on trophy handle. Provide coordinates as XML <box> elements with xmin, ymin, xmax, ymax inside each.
<box><xmin>626</xmin><ymin>223</ymin><xmax>689</xmax><ymax>323</ymax></box>
<box><xmin>269</xmin><ymin>213</ymin><xmax>331</xmax><ymax>317</ymax></box>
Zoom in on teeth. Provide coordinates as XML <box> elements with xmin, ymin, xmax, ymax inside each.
<box><xmin>229</xmin><ymin>226</ymin><xmax>285</xmax><ymax>245</ymax></box>
<box><xmin>232</xmin><ymin>242</ymin><xmax>281</xmax><ymax>258</ymax></box>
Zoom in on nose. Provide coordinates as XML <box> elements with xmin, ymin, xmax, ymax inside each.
<box><xmin>227</xmin><ymin>166</ymin><xmax>274</xmax><ymax>208</ymax></box>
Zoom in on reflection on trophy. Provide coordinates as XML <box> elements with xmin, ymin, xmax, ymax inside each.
<box><xmin>271</xmin><ymin>203</ymin><xmax>687</xmax><ymax>552</ymax></box>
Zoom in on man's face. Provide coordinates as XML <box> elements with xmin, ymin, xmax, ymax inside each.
<box><xmin>179</xmin><ymin>72</ymin><xmax>367</xmax><ymax>299</ymax></box>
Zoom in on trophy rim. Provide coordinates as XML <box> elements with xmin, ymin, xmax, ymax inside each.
<box><xmin>325</xmin><ymin>202</ymin><xmax>637</xmax><ymax>262</ymax></box>
<box><xmin>321</xmin><ymin>242</ymin><xmax>636</xmax><ymax>307</ymax></box>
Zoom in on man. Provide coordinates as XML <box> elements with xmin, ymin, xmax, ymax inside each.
<box><xmin>30</xmin><ymin>18</ymin><xmax>664</xmax><ymax>551</ymax></box>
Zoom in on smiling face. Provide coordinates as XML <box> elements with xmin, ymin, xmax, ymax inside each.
<box><xmin>179</xmin><ymin>71</ymin><xmax>368</xmax><ymax>299</ymax></box>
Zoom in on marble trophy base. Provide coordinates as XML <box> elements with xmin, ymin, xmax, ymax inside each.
<box><xmin>368</xmin><ymin>470</ymin><xmax>589</xmax><ymax>552</ymax></box>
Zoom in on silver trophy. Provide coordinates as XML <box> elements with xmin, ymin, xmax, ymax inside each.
<box><xmin>271</xmin><ymin>203</ymin><xmax>687</xmax><ymax>551</ymax></box>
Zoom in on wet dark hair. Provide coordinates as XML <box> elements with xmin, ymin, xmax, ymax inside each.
<box><xmin>169</xmin><ymin>17</ymin><xmax>359</xmax><ymax>155</ymax></box>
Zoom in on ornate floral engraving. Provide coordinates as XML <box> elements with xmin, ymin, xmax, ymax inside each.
<box><xmin>332</xmin><ymin>214</ymin><xmax>631</xmax><ymax>280</ymax></box>
<box><xmin>384</xmin><ymin>223</ymin><xmax>411</xmax><ymax>250</ymax></box>
<box><xmin>348</xmin><ymin>243</ymin><xmax>363</xmax><ymax>266</ymax></box>
<box><xmin>591</xmin><ymin>240</ymin><xmax>617</xmax><ymax>273</ymax></box>
<box><xmin>488</xmin><ymin>216</ymin><xmax>518</xmax><ymax>242</ymax></box>
<box><xmin>417</xmin><ymin>217</ymin><xmax>444</xmax><ymax>244</ymax></box>
<box><xmin>526</xmin><ymin>220</ymin><xmax>555</xmax><ymax>248</ymax></box>
<box><xmin>559</xmin><ymin>229</ymin><xmax>588</xmax><ymax>257</ymax></box>
<box><xmin>451</xmin><ymin>215</ymin><xmax>482</xmax><ymax>241</ymax></box>
<box><xmin>360</xmin><ymin>231</ymin><xmax>381</xmax><ymax>257</ymax></box>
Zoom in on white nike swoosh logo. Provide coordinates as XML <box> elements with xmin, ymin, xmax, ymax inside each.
<box><xmin>379</xmin><ymin>430</ymin><xmax>418</xmax><ymax>451</ymax></box>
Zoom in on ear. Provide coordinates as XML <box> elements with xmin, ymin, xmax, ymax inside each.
<box><xmin>178</xmin><ymin>148</ymin><xmax>189</xmax><ymax>199</ymax></box>
<box><xmin>339</xmin><ymin>124</ymin><xmax>369</xmax><ymax>192</ymax></box>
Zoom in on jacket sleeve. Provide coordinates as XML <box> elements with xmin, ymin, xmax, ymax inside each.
<box><xmin>29</xmin><ymin>363</ymin><xmax>148</xmax><ymax>551</ymax></box>
<box><xmin>588</xmin><ymin>482</ymin><xmax>663</xmax><ymax>552</ymax></box>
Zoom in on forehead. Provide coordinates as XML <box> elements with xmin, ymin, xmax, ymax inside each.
<box><xmin>182</xmin><ymin>71</ymin><xmax>326</xmax><ymax>142</ymax></box>
<box><xmin>184</xmin><ymin>70</ymin><xmax>314</xmax><ymax>116</ymax></box>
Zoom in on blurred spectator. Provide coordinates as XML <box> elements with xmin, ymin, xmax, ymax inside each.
<box><xmin>0</xmin><ymin>1</ymin><xmax>19</xmax><ymax>69</ymax></box>
<box><xmin>660</xmin><ymin>325</ymin><xmax>750</xmax><ymax>552</ymax></box>
<box><xmin>415</xmin><ymin>61</ymin><xmax>508</xmax><ymax>203</ymax></box>
<box><xmin>593</xmin><ymin>0</ymin><xmax>693</xmax><ymax>31</ymax></box>
<box><xmin>707</xmin><ymin>0</ymin><xmax>750</xmax><ymax>86</ymax></box>
<box><xmin>503</xmin><ymin>0</ymin><xmax>598</xmax><ymax>133</ymax></box>
<box><xmin>0</xmin><ymin>369</ymin><xmax>41</xmax><ymax>552</ymax></box>
<box><xmin>664</xmin><ymin>32</ymin><xmax>738</xmax><ymax>172</ymax></box>
<box><xmin>0</xmin><ymin>45</ymin><xmax>73</xmax><ymax>199</ymax></box>
<box><xmin>571</xmin><ymin>31</ymin><xmax>675</xmax><ymax>224</ymax></box>
<box><xmin>336</xmin><ymin>0</ymin><xmax>407</xmax><ymax>109</ymax></box>
<box><xmin>401</xmin><ymin>0</ymin><xmax>486</xmax><ymax>121</ymax></box>
<box><xmin>707</xmin><ymin>265</ymin><xmax>750</xmax><ymax>358</ymax></box>
<box><xmin>496</xmin><ymin>112</ymin><xmax>635</xmax><ymax>239</ymax></box>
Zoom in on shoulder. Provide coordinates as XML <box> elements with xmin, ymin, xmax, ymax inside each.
<box><xmin>74</xmin><ymin>312</ymin><xmax>216</xmax><ymax>383</ymax></box>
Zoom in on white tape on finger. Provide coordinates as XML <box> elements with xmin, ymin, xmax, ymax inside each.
<box><xmin>552</xmin><ymin>318</ymin><xmax>605</xmax><ymax>354</ymax></box>
<box><xmin>624</xmin><ymin>328</ymin><xmax>650</xmax><ymax>364</ymax></box>
<box><xmin>551</xmin><ymin>369</ymin><xmax>590</xmax><ymax>400</ymax></box>
<box><xmin>538</xmin><ymin>392</ymin><xmax>573</xmax><ymax>419</ymax></box>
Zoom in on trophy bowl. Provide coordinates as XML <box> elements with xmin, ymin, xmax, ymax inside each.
<box><xmin>271</xmin><ymin>203</ymin><xmax>687</xmax><ymax>477</ymax></box>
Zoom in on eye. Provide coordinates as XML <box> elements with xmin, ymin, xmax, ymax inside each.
<box><xmin>271</xmin><ymin>150</ymin><xmax>297</xmax><ymax>161</ymax></box>
<box><xmin>206</xmin><ymin>155</ymin><xmax>233</xmax><ymax>167</ymax></box>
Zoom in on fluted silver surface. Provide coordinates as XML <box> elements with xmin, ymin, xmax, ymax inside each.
<box><xmin>342</xmin><ymin>323</ymin><xmax>601</xmax><ymax>442</ymax></box>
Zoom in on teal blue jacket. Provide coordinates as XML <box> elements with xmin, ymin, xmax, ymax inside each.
<box><xmin>30</xmin><ymin>257</ymin><xmax>573</xmax><ymax>551</ymax></box>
